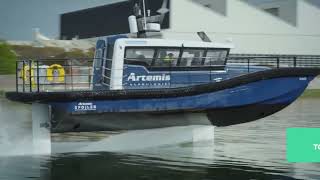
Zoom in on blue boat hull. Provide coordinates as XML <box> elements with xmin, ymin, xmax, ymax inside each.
<box><xmin>50</xmin><ymin>103</ymin><xmax>290</xmax><ymax>132</ymax></box>
<box><xmin>49</xmin><ymin>76</ymin><xmax>314</xmax><ymax>132</ymax></box>
<box><xmin>53</xmin><ymin>76</ymin><xmax>312</xmax><ymax>113</ymax></box>
<box><xmin>5</xmin><ymin>68</ymin><xmax>319</xmax><ymax>132</ymax></box>
<box><xmin>51</xmin><ymin>77</ymin><xmax>314</xmax><ymax>114</ymax></box>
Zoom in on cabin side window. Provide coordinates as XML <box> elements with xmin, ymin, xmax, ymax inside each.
<box><xmin>123</xmin><ymin>47</ymin><xmax>229</xmax><ymax>69</ymax></box>
<box><xmin>154</xmin><ymin>49</ymin><xmax>180</xmax><ymax>67</ymax></box>
<box><xmin>179</xmin><ymin>49</ymin><xmax>205</xmax><ymax>66</ymax></box>
<box><xmin>204</xmin><ymin>49</ymin><xmax>228</xmax><ymax>66</ymax></box>
<box><xmin>125</xmin><ymin>48</ymin><xmax>155</xmax><ymax>66</ymax></box>
<box><xmin>94</xmin><ymin>48</ymin><xmax>103</xmax><ymax>68</ymax></box>
<box><xmin>103</xmin><ymin>44</ymin><xmax>114</xmax><ymax>85</ymax></box>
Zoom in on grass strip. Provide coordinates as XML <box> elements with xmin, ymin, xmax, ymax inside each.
<box><xmin>301</xmin><ymin>89</ymin><xmax>320</xmax><ymax>98</ymax></box>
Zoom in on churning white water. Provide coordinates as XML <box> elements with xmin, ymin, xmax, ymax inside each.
<box><xmin>0</xmin><ymin>99</ymin><xmax>34</xmax><ymax>156</ymax></box>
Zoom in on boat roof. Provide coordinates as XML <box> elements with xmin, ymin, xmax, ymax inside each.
<box><xmin>114</xmin><ymin>38</ymin><xmax>235</xmax><ymax>49</ymax></box>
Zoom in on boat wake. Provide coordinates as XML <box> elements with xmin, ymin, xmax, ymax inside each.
<box><xmin>0</xmin><ymin>100</ymin><xmax>215</xmax><ymax>155</ymax></box>
<box><xmin>0</xmin><ymin>100</ymin><xmax>35</xmax><ymax>156</ymax></box>
<box><xmin>52</xmin><ymin>125</ymin><xmax>215</xmax><ymax>153</ymax></box>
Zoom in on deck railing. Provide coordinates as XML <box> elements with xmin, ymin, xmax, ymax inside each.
<box><xmin>228</xmin><ymin>54</ymin><xmax>320</xmax><ymax>71</ymax></box>
<box><xmin>14</xmin><ymin>55</ymin><xmax>320</xmax><ymax>93</ymax></box>
<box><xmin>16</xmin><ymin>58</ymin><xmax>94</xmax><ymax>93</ymax></box>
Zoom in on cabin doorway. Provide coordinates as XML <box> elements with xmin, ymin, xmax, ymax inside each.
<box><xmin>102</xmin><ymin>44</ymin><xmax>114</xmax><ymax>88</ymax></box>
<box><xmin>92</xmin><ymin>40</ymin><xmax>106</xmax><ymax>90</ymax></box>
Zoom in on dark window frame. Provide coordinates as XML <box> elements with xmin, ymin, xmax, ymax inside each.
<box><xmin>103</xmin><ymin>44</ymin><xmax>114</xmax><ymax>85</ymax></box>
<box><xmin>153</xmin><ymin>48</ymin><xmax>181</xmax><ymax>67</ymax></box>
<box><xmin>94</xmin><ymin>47</ymin><xmax>105</xmax><ymax>68</ymax></box>
<box><xmin>179</xmin><ymin>47</ymin><xmax>206</xmax><ymax>67</ymax></box>
<box><xmin>125</xmin><ymin>47</ymin><xmax>157</xmax><ymax>66</ymax></box>
<box><xmin>124</xmin><ymin>46</ymin><xmax>230</xmax><ymax>71</ymax></box>
<box><xmin>205</xmin><ymin>48</ymin><xmax>230</xmax><ymax>66</ymax></box>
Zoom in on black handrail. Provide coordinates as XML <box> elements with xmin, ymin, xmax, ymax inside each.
<box><xmin>14</xmin><ymin>55</ymin><xmax>320</xmax><ymax>93</ymax></box>
<box><xmin>16</xmin><ymin>58</ymin><xmax>94</xmax><ymax>93</ymax></box>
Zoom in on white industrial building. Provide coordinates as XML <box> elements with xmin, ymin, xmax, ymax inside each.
<box><xmin>161</xmin><ymin>0</ymin><xmax>320</xmax><ymax>55</ymax></box>
<box><xmin>7</xmin><ymin>28</ymin><xmax>95</xmax><ymax>52</ymax></box>
<box><xmin>3</xmin><ymin>0</ymin><xmax>320</xmax><ymax>55</ymax></box>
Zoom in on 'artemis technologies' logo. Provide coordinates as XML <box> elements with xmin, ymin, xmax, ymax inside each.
<box><xmin>74</xmin><ymin>102</ymin><xmax>97</xmax><ymax>111</ymax></box>
<box><xmin>127</xmin><ymin>73</ymin><xmax>170</xmax><ymax>82</ymax></box>
<box><xmin>127</xmin><ymin>73</ymin><xmax>171</xmax><ymax>87</ymax></box>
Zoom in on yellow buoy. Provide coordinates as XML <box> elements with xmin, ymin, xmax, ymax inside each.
<box><xmin>46</xmin><ymin>64</ymin><xmax>65</xmax><ymax>82</ymax></box>
<box><xmin>20</xmin><ymin>65</ymin><xmax>36</xmax><ymax>88</ymax></box>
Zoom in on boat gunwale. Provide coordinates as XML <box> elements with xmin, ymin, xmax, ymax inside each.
<box><xmin>5</xmin><ymin>67</ymin><xmax>320</xmax><ymax>103</ymax></box>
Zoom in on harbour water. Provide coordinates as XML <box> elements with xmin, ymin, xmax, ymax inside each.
<box><xmin>1</xmin><ymin>98</ymin><xmax>320</xmax><ymax>179</ymax></box>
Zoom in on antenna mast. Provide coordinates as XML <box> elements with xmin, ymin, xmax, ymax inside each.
<box><xmin>129</xmin><ymin>0</ymin><xmax>167</xmax><ymax>38</ymax></box>
<box><xmin>142</xmin><ymin>0</ymin><xmax>147</xmax><ymax>30</ymax></box>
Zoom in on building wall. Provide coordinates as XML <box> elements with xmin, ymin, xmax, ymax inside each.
<box><xmin>49</xmin><ymin>0</ymin><xmax>320</xmax><ymax>55</ymax></box>
<box><xmin>162</xmin><ymin>0</ymin><xmax>320</xmax><ymax>55</ymax></box>
<box><xmin>305</xmin><ymin>0</ymin><xmax>320</xmax><ymax>8</ymax></box>
<box><xmin>3</xmin><ymin>0</ymin><xmax>318</xmax><ymax>55</ymax></box>
<box><xmin>60</xmin><ymin>0</ymin><xmax>170</xmax><ymax>40</ymax></box>
<box><xmin>192</xmin><ymin>0</ymin><xmax>227</xmax><ymax>16</ymax></box>
<box><xmin>243</xmin><ymin>0</ymin><xmax>297</xmax><ymax>26</ymax></box>
<box><xmin>0</xmin><ymin>0</ymin><xmax>123</xmax><ymax>41</ymax></box>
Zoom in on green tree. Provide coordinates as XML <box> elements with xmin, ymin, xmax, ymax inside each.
<box><xmin>0</xmin><ymin>41</ymin><xmax>17</xmax><ymax>74</ymax></box>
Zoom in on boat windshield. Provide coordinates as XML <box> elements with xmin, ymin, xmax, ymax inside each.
<box><xmin>205</xmin><ymin>50</ymin><xmax>228</xmax><ymax>66</ymax></box>
<box><xmin>124</xmin><ymin>47</ymin><xmax>229</xmax><ymax>68</ymax></box>
<box><xmin>125</xmin><ymin>48</ymin><xmax>155</xmax><ymax>66</ymax></box>
<box><xmin>180</xmin><ymin>49</ymin><xmax>205</xmax><ymax>66</ymax></box>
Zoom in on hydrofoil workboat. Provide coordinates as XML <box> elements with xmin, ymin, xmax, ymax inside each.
<box><xmin>5</xmin><ymin>3</ymin><xmax>320</xmax><ymax>133</ymax></box>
